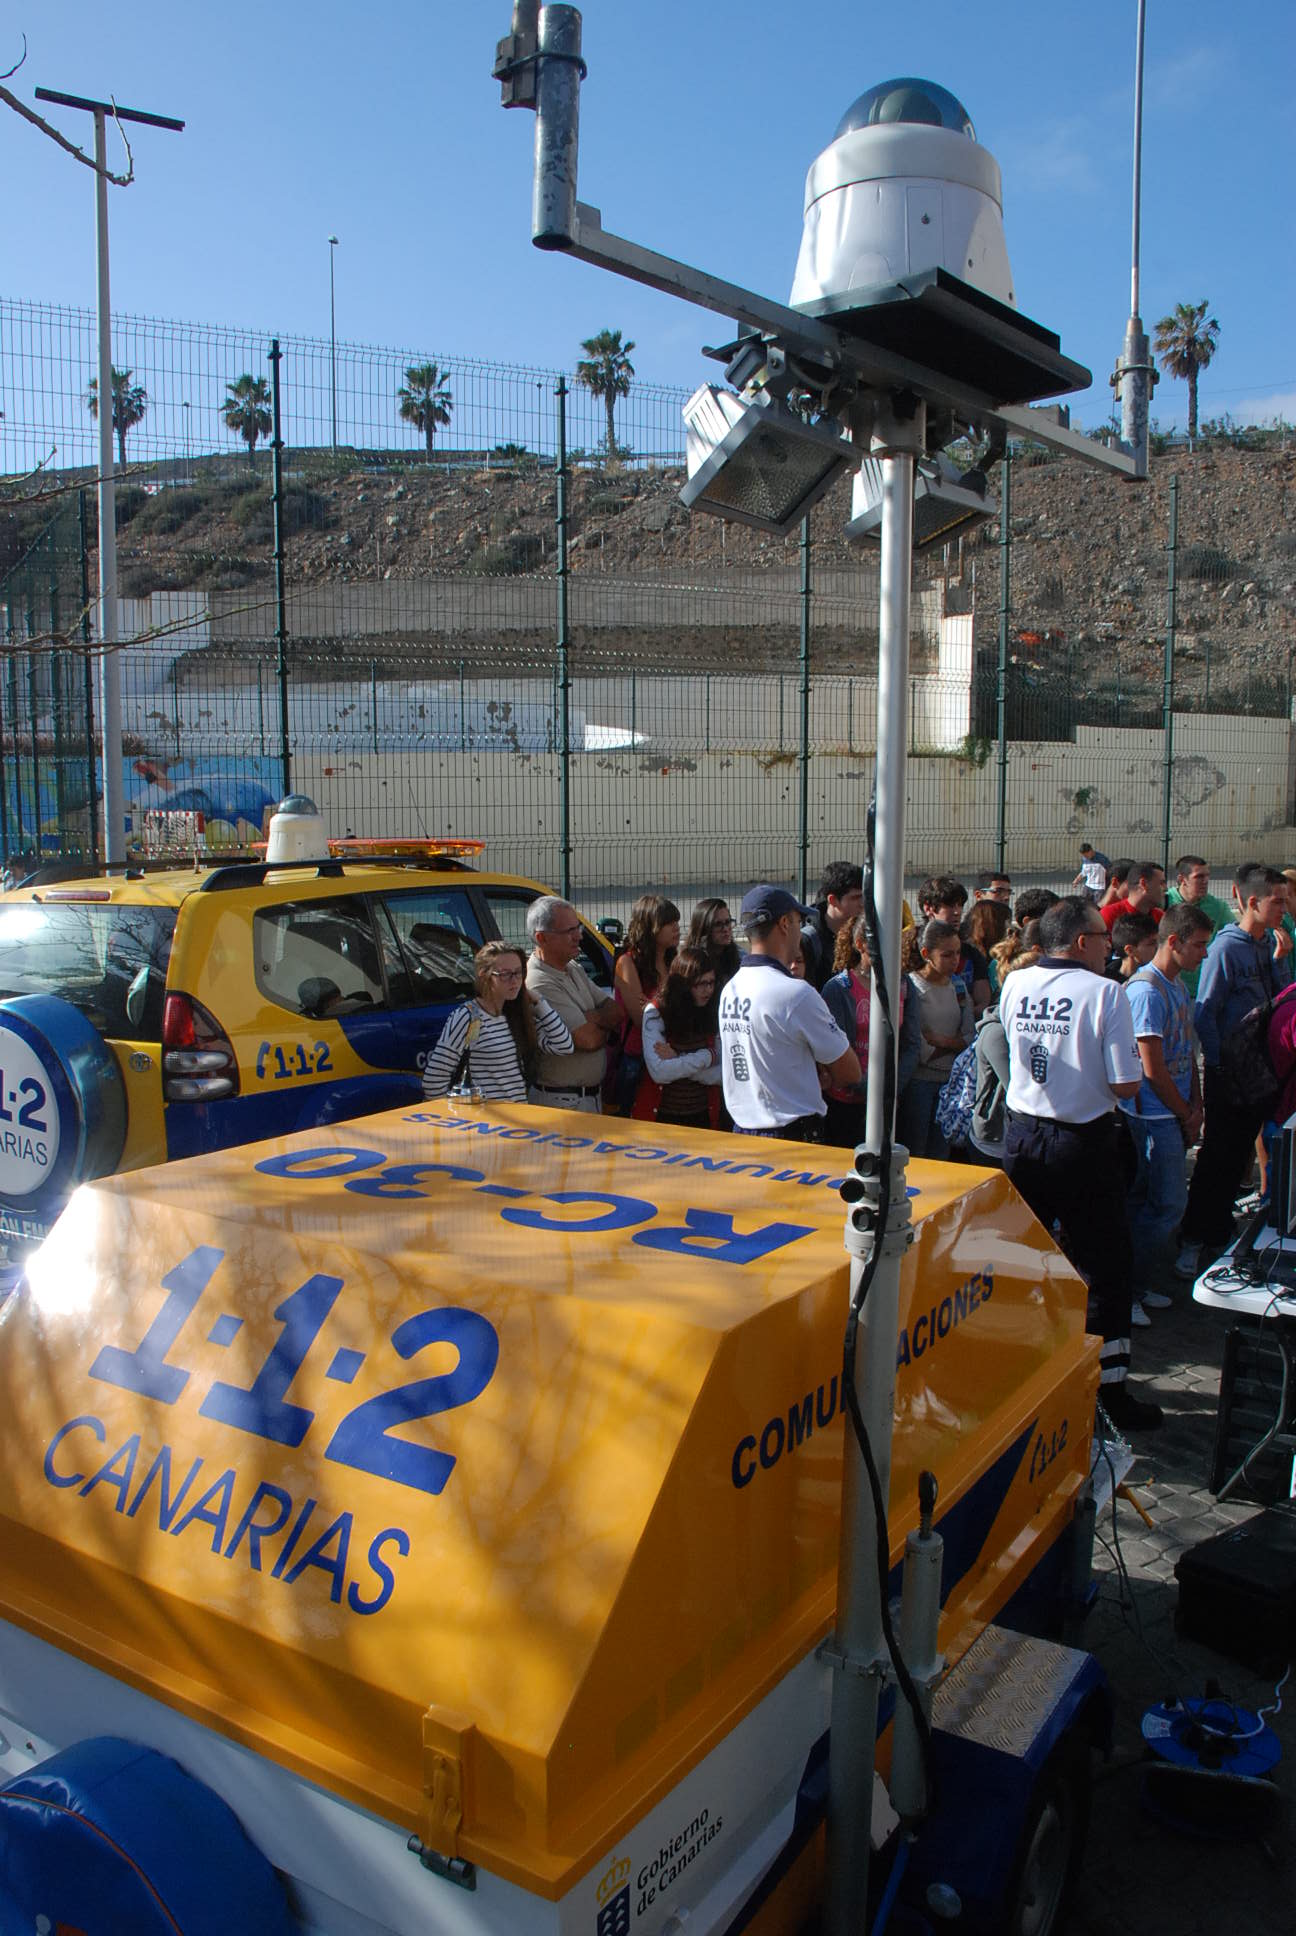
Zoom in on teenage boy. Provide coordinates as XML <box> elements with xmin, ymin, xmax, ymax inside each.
<box><xmin>801</xmin><ymin>861</ymin><xmax>864</xmax><ymax>991</ymax></box>
<box><xmin>1121</xmin><ymin>904</ymin><xmax>1212</xmax><ymax>1317</ymax></box>
<box><xmin>1104</xmin><ymin>911</ymin><xmax>1158</xmax><ymax>983</ymax></box>
<box><xmin>1165</xmin><ymin>855</ymin><xmax>1234</xmax><ymax>998</ymax></box>
<box><xmin>1073</xmin><ymin>843</ymin><xmax>1110</xmax><ymax>901</ymax></box>
<box><xmin>917</xmin><ymin>875</ymin><xmax>989</xmax><ymax>1013</ymax></box>
<box><xmin>1177</xmin><ymin>863</ymin><xmax>1292</xmax><ymax>1275</ymax></box>
<box><xmin>1100</xmin><ymin>859</ymin><xmax>1166</xmax><ymax>933</ymax></box>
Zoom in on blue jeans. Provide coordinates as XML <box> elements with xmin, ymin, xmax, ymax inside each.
<box><xmin>897</xmin><ymin>1079</ymin><xmax>949</xmax><ymax>1160</ymax></box>
<box><xmin>1126</xmin><ymin>1112</ymin><xmax>1188</xmax><ymax>1292</ymax></box>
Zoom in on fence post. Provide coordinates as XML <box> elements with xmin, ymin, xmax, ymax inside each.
<box><xmin>79</xmin><ymin>489</ymin><xmax>99</xmax><ymax>866</ymax></box>
<box><xmin>798</xmin><ymin>514</ymin><xmax>811</xmax><ymax>902</ymax></box>
<box><xmin>995</xmin><ymin>450</ymin><xmax>1011</xmax><ymax>873</ymax></box>
<box><xmin>555</xmin><ymin>375</ymin><xmax>572</xmax><ymax>900</ymax></box>
<box><xmin>27</xmin><ymin>653</ymin><xmax>40</xmax><ymax>853</ymax></box>
<box><xmin>0</xmin><ymin>628</ymin><xmax>8</xmax><ymax>861</ymax></box>
<box><xmin>269</xmin><ymin>338</ymin><xmax>291</xmax><ymax>797</ymax></box>
<box><xmin>49</xmin><ymin>556</ymin><xmax>69</xmax><ymax>855</ymax></box>
<box><xmin>7</xmin><ymin>643</ymin><xmax>22</xmax><ymax>851</ymax></box>
<box><xmin>1161</xmin><ymin>473</ymin><xmax>1178</xmax><ymax>872</ymax></box>
<box><xmin>370</xmin><ymin>658</ymin><xmax>379</xmax><ymax>754</ymax></box>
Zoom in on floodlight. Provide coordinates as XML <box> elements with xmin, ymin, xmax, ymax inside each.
<box><xmin>847</xmin><ymin>452</ymin><xmax>996</xmax><ymax>550</ymax></box>
<box><xmin>679</xmin><ymin>384</ymin><xmax>858</xmax><ymax>536</ymax></box>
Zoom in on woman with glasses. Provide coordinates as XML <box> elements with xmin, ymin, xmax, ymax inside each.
<box><xmin>632</xmin><ymin>946</ymin><xmax>723</xmax><ymax>1130</ymax></box>
<box><xmin>686</xmin><ymin>897</ymin><xmax>742</xmax><ymax>991</ymax></box>
<box><xmin>422</xmin><ymin>939</ymin><xmax>571</xmax><ymax>1101</ymax></box>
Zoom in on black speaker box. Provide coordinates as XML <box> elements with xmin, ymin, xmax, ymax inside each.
<box><xmin>1209</xmin><ymin>1323</ymin><xmax>1295</xmax><ymax>1506</ymax></box>
<box><xmin>1175</xmin><ymin>1508</ymin><xmax>1296</xmax><ymax>1672</ymax></box>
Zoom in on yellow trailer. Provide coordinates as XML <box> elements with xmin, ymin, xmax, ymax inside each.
<box><xmin>0</xmin><ymin>1099</ymin><xmax>1108</xmax><ymax>1934</ymax></box>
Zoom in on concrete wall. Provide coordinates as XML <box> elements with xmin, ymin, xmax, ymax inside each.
<box><xmin>291</xmin><ymin>713</ymin><xmax>1296</xmax><ymax>892</ymax></box>
<box><xmin>69</xmin><ymin>591</ymin><xmax>1296</xmax><ymax>885</ymax></box>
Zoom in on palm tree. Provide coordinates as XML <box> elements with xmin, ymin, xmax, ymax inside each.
<box><xmin>221</xmin><ymin>374</ymin><xmax>273</xmax><ymax>467</ymax></box>
<box><xmin>397</xmin><ymin>362</ymin><xmax>453</xmax><ymax>456</ymax></box>
<box><xmin>575</xmin><ymin>328</ymin><xmax>635</xmax><ymax>462</ymax></box>
<box><xmin>1153</xmin><ymin>301</ymin><xmax>1221</xmax><ymax>440</ymax></box>
<box><xmin>86</xmin><ymin>366</ymin><xmax>148</xmax><ymax>467</ymax></box>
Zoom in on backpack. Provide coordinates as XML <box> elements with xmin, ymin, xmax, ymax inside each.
<box><xmin>935</xmin><ymin>1040</ymin><xmax>978</xmax><ymax>1146</ymax></box>
<box><xmin>969</xmin><ymin>1013</ymin><xmax>1009</xmax><ymax>1155</ymax></box>
<box><xmin>1217</xmin><ymin>981</ymin><xmax>1296</xmax><ymax>1112</ymax></box>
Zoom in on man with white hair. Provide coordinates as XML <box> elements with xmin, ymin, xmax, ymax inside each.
<box><xmin>524</xmin><ymin>896</ymin><xmax>622</xmax><ymax>1111</ymax></box>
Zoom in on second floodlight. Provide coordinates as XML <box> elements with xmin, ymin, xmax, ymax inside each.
<box><xmin>680</xmin><ymin>386</ymin><xmax>858</xmax><ymax>537</ymax></box>
<box><xmin>847</xmin><ymin>454</ymin><xmax>997</xmax><ymax>550</ymax></box>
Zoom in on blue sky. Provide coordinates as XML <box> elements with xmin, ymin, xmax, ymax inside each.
<box><xmin>3</xmin><ymin>0</ymin><xmax>1293</xmax><ymax>433</ymax></box>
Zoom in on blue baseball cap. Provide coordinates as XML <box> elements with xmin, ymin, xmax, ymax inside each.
<box><xmin>739</xmin><ymin>884</ymin><xmax>811</xmax><ymax>927</ymax></box>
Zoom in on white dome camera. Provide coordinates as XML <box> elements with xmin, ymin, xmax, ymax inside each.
<box><xmin>790</xmin><ymin>78</ymin><xmax>1015</xmax><ymax>314</ymax></box>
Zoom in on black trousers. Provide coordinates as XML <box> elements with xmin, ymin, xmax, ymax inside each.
<box><xmin>1004</xmin><ymin>1109</ymin><xmax>1133</xmax><ymax>1386</ymax></box>
<box><xmin>1181</xmin><ymin>1066</ymin><xmax>1264</xmax><ymax>1249</ymax></box>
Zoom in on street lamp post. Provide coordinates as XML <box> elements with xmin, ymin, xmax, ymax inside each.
<box><xmin>329</xmin><ymin>235</ymin><xmax>339</xmax><ymax>451</ymax></box>
<box><xmin>32</xmin><ymin>86</ymin><xmax>184</xmax><ymax>870</ymax></box>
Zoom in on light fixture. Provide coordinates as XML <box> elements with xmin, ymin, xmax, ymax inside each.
<box><xmin>847</xmin><ymin>451</ymin><xmax>996</xmax><ymax>549</ymax></box>
<box><xmin>679</xmin><ymin>385</ymin><xmax>858</xmax><ymax>536</ymax></box>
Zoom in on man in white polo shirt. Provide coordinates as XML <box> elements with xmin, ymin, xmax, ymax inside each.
<box><xmin>721</xmin><ymin>884</ymin><xmax>860</xmax><ymax>1141</ymax></box>
<box><xmin>999</xmin><ymin>894</ymin><xmax>1161</xmax><ymax>1432</ymax></box>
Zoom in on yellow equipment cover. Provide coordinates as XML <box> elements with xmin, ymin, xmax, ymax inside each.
<box><xmin>0</xmin><ymin>1101</ymin><xmax>1099</xmax><ymax>1896</ymax></box>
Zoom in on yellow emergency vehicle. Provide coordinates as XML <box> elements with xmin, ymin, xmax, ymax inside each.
<box><xmin>0</xmin><ymin>1100</ymin><xmax>1110</xmax><ymax>1935</ymax></box>
<box><xmin>0</xmin><ymin>811</ymin><xmax>612</xmax><ymax>1257</ymax></box>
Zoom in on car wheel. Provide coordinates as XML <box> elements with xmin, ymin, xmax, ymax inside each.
<box><xmin>0</xmin><ymin>995</ymin><xmax>128</xmax><ymax>1237</ymax></box>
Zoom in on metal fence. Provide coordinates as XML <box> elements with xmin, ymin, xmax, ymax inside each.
<box><xmin>2</xmin><ymin>298</ymin><xmax>1294</xmax><ymax>910</ymax></box>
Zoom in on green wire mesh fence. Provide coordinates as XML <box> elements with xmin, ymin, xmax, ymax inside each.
<box><xmin>2</xmin><ymin>298</ymin><xmax>1293</xmax><ymax>908</ymax></box>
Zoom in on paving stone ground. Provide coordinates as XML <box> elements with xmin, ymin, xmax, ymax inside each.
<box><xmin>1068</xmin><ymin>1289</ymin><xmax>1296</xmax><ymax>1933</ymax></box>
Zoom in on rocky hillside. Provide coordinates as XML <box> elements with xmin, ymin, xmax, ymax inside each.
<box><xmin>8</xmin><ymin>445</ymin><xmax>1294</xmax><ymax>689</ymax></box>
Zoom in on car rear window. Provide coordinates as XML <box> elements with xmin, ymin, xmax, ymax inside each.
<box><xmin>254</xmin><ymin>898</ymin><xmax>386</xmax><ymax>1018</ymax></box>
<box><xmin>0</xmin><ymin>903</ymin><xmax>177</xmax><ymax>1042</ymax></box>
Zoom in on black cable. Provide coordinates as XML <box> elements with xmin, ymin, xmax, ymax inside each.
<box><xmin>838</xmin><ymin>787</ymin><xmax>935</xmax><ymax>1817</ymax></box>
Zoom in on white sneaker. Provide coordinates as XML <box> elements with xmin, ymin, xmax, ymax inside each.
<box><xmin>1174</xmin><ymin>1244</ymin><xmax>1201</xmax><ymax>1281</ymax></box>
<box><xmin>1141</xmin><ymin>1290</ymin><xmax>1173</xmax><ymax>1309</ymax></box>
<box><xmin>1131</xmin><ymin>1300</ymin><xmax>1152</xmax><ymax>1327</ymax></box>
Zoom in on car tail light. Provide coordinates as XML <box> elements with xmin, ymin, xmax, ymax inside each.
<box><xmin>162</xmin><ymin>993</ymin><xmax>240</xmax><ymax>1101</ymax></box>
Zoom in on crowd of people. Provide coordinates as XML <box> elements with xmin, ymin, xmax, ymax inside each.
<box><xmin>421</xmin><ymin>848</ymin><xmax>1296</xmax><ymax>1438</ymax></box>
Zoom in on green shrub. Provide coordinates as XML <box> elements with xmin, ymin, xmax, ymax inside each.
<box><xmin>229</xmin><ymin>484</ymin><xmax>327</xmax><ymax>544</ymax></box>
<box><xmin>463</xmin><ymin>532</ymin><xmax>545</xmax><ymax>575</ymax></box>
<box><xmin>133</xmin><ymin>488</ymin><xmax>204</xmax><ymax>536</ymax></box>
<box><xmin>585</xmin><ymin>490</ymin><xmax>628</xmax><ymax>516</ymax></box>
<box><xmin>114</xmin><ymin>487</ymin><xmax>148</xmax><ymax>527</ymax></box>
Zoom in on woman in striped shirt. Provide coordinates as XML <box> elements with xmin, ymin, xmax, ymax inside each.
<box><xmin>422</xmin><ymin>941</ymin><xmax>572</xmax><ymax>1101</ymax></box>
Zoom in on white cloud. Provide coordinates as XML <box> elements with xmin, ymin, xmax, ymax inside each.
<box><xmin>1226</xmin><ymin>389</ymin><xmax>1296</xmax><ymax>427</ymax></box>
<box><xmin>998</xmin><ymin>118</ymin><xmax>1101</xmax><ymax>198</ymax></box>
<box><xmin>1147</xmin><ymin>47</ymin><xmax>1222</xmax><ymax>113</ymax></box>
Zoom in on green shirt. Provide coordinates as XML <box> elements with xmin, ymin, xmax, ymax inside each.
<box><xmin>1166</xmin><ymin>886</ymin><xmax>1234</xmax><ymax>998</ymax></box>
